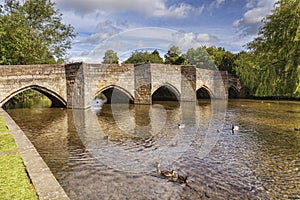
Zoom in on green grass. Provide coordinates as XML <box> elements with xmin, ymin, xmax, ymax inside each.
<box><xmin>0</xmin><ymin>116</ymin><xmax>38</xmax><ymax>200</ymax></box>
<box><xmin>0</xmin><ymin>116</ymin><xmax>9</xmax><ymax>132</ymax></box>
<box><xmin>0</xmin><ymin>134</ymin><xmax>17</xmax><ymax>152</ymax></box>
<box><xmin>0</xmin><ymin>154</ymin><xmax>38</xmax><ymax>200</ymax></box>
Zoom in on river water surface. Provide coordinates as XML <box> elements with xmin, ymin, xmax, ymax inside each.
<box><xmin>6</xmin><ymin>100</ymin><xmax>300</xmax><ymax>199</ymax></box>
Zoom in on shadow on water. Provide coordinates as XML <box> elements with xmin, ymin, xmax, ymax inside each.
<box><xmin>5</xmin><ymin>99</ymin><xmax>300</xmax><ymax>199</ymax></box>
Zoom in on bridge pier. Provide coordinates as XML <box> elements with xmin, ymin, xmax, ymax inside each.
<box><xmin>134</xmin><ymin>63</ymin><xmax>152</xmax><ymax>104</ymax></box>
<box><xmin>65</xmin><ymin>62</ymin><xmax>85</xmax><ymax>108</ymax></box>
<box><xmin>181</xmin><ymin>66</ymin><xmax>196</xmax><ymax>102</ymax></box>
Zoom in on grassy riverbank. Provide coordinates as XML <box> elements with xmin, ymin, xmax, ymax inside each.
<box><xmin>0</xmin><ymin>116</ymin><xmax>9</xmax><ymax>132</ymax></box>
<box><xmin>0</xmin><ymin>116</ymin><xmax>38</xmax><ymax>200</ymax></box>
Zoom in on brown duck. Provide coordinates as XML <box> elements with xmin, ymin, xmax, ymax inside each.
<box><xmin>156</xmin><ymin>162</ymin><xmax>189</xmax><ymax>184</ymax></box>
<box><xmin>156</xmin><ymin>162</ymin><xmax>176</xmax><ymax>178</ymax></box>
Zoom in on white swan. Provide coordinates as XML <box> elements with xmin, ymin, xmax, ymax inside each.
<box><xmin>231</xmin><ymin>124</ymin><xmax>239</xmax><ymax>134</ymax></box>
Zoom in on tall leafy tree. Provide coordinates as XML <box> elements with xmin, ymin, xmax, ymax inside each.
<box><xmin>150</xmin><ymin>49</ymin><xmax>164</xmax><ymax>63</ymax></box>
<box><xmin>235</xmin><ymin>0</ymin><xmax>300</xmax><ymax>97</ymax></box>
<box><xmin>102</xmin><ymin>50</ymin><xmax>119</xmax><ymax>64</ymax></box>
<box><xmin>206</xmin><ymin>46</ymin><xmax>237</xmax><ymax>73</ymax></box>
<box><xmin>0</xmin><ymin>0</ymin><xmax>76</xmax><ymax>64</ymax></box>
<box><xmin>235</xmin><ymin>51</ymin><xmax>260</xmax><ymax>95</ymax></box>
<box><xmin>124</xmin><ymin>49</ymin><xmax>163</xmax><ymax>64</ymax></box>
<box><xmin>185</xmin><ymin>46</ymin><xmax>216</xmax><ymax>70</ymax></box>
<box><xmin>164</xmin><ymin>45</ymin><xmax>188</xmax><ymax>65</ymax></box>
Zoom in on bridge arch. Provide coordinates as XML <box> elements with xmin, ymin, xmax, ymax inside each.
<box><xmin>228</xmin><ymin>85</ymin><xmax>239</xmax><ymax>99</ymax></box>
<box><xmin>96</xmin><ymin>85</ymin><xmax>135</xmax><ymax>104</ymax></box>
<box><xmin>196</xmin><ymin>85</ymin><xmax>213</xmax><ymax>99</ymax></box>
<box><xmin>1</xmin><ymin>85</ymin><xmax>67</xmax><ymax>108</ymax></box>
<box><xmin>152</xmin><ymin>83</ymin><xmax>180</xmax><ymax>102</ymax></box>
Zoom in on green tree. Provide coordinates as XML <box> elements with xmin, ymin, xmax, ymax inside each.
<box><xmin>164</xmin><ymin>45</ymin><xmax>188</xmax><ymax>65</ymax></box>
<box><xmin>235</xmin><ymin>0</ymin><xmax>300</xmax><ymax>97</ymax></box>
<box><xmin>150</xmin><ymin>49</ymin><xmax>164</xmax><ymax>63</ymax></box>
<box><xmin>124</xmin><ymin>51</ymin><xmax>149</xmax><ymax>64</ymax></box>
<box><xmin>102</xmin><ymin>50</ymin><xmax>119</xmax><ymax>64</ymax></box>
<box><xmin>124</xmin><ymin>49</ymin><xmax>163</xmax><ymax>64</ymax></box>
<box><xmin>206</xmin><ymin>46</ymin><xmax>237</xmax><ymax>73</ymax></box>
<box><xmin>185</xmin><ymin>46</ymin><xmax>216</xmax><ymax>70</ymax></box>
<box><xmin>0</xmin><ymin>0</ymin><xmax>76</xmax><ymax>65</ymax></box>
<box><xmin>235</xmin><ymin>51</ymin><xmax>260</xmax><ymax>95</ymax></box>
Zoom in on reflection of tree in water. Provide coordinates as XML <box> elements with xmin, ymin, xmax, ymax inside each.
<box><xmin>6</xmin><ymin>108</ymin><xmax>71</xmax><ymax>178</ymax></box>
<box><xmin>3</xmin><ymin>89</ymin><xmax>51</xmax><ymax>109</ymax></box>
<box><xmin>7</xmin><ymin>108</ymin><xmax>65</xmax><ymax>133</ymax></box>
<box><xmin>96</xmin><ymin>102</ymin><xmax>181</xmax><ymax>145</ymax></box>
<box><xmin>72</xmin><ymin>102</ymin><xmax>198</xmax><ymax>173</ymax></box>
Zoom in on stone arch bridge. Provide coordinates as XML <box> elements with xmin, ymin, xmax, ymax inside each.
<box><xmin>0</xmin><ymin>63</ymin><xmax>244</xmax><ymax>108</ymax></box>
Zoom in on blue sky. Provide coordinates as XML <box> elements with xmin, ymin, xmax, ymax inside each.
<box><xmin>48</xmin><ymin>0</ymin><xmax>276</xmax><ymax>62</ymax></box>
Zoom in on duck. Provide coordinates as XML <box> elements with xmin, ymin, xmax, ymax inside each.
<box><xmin>161</xmin><ymin>170</ymin><xmax>176</xmax><ymax>178</ymax></box>
<box><xmin>156</xmin><ymin>162</ymin><xmax>176</xmax><ymax>178</ymax></box>
<box><xmin>103</xmin><ymin>135</ymin><xmax>109</xmax><ymax>140</ymax></box>
<box><xmin>176</xmin><ymin>174</ymin><xmax>189</xmax><ymax>184</ymax></box>
<box><xmin>170</xmin><ymin>172</ymin><xmax>189</xmax><ymax>184</ymax></box>
<box><xmin>155</xmin><ymin>163</ymin><xmax>189</xmax><ymax>184</ymax></box>
<box><xmin>231</xmin><ymin>124</ymin><xmax>239</xmax><ymax>134</ymax></box>
<box><xmin>178</xmin><ymin>123</ymin><xmax>185</xmax><ymax>129</ymax></box>
<box><xmin>170</xmin><ymin>140</ymin><xmax>178</xmax><ymax>147</ymax></box>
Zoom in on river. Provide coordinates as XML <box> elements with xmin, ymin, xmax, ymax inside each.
<box><xmin>6</xmin><ymin>100</ymin><xmax>300</xmax><ymax>199</ymax></box>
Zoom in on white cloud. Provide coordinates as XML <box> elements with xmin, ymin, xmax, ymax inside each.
<box><xmin>55</xmin><ymin>0</ymin><xmax>204</xmax><ymax>19</ymax></box>
<box><xmin>246</xmin><ymin>0</ymin><xmax>256</xmax><ymax>8</ymax></box>
<box><xmin>154</xmin><ymin>3</ymin><xmax>204</xmax><ymax>18</ymax></box>
<box><xmin>69</xmin><ymin>28</ymin><xmax>220</xmax><ymax>63</ymax></box>
<box><xmin>59</xmin><ymin>10</ymin><xmax>107</xmax><ymax>33</ymax></box>
<box><xmin>171</xmin><ymin>31</ymin><xmax>219</xmax><ymax>51</ymax></box>
<box><xmin>233</xmin><ymin>0</ymin><xmax>277</xmax><ymax>35</ymax></box>
<box><xmin>76</xmin><ymin>20</ymin><xmax>129</xmax><ymax>45</ymax></box>
<box><xmin>208</xmin><ymin>0</ymin><xmax>226</xmax><ymax>11</ymax></box>
<box><xmin>76</xmin><ymin>27</ymin><xmax>177</xmax><ymax>63</ymax></box>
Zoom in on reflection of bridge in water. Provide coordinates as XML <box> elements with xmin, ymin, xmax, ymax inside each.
<box><xmin>73</xmin><ymin>99</ymin><xmax>226</xmax><ymax>173</ymax></box>
<box><xmin>0</xmin><ymin>63</ymin><xmax>244</xmax><ymax>108</ymax></box>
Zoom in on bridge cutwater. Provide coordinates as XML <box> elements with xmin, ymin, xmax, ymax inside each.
<box><xmin>0</xmin><ymin>63</ymin><xmax>244</xmax><ymax>108</ymax></box>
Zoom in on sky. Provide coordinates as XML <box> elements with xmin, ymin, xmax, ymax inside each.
<box><xmin>3</xmin><ymin>0</ymin><xmax>278</xmax><ymax>63</ymax></box>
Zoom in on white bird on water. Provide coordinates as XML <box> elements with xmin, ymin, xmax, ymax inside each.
<box><xmin>231</xmin><ymin>124</ymin><xmax>239</xmax><ymax>134</ymax></box>
<box><xmin>178</xmin><ymin>123</ymin><xmax>185</xmax><ymax>129</ymax></box>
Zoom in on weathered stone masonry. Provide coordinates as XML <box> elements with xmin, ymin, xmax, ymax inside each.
<box><xmin>0</xmin><ymin>63</ymin><xmax>244</xmax><ymax>108</ymax></box>
<box><xmin>0</xmin><ymin>64</ymin><xmax>67</xmax><ymax>107</ymax></box>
